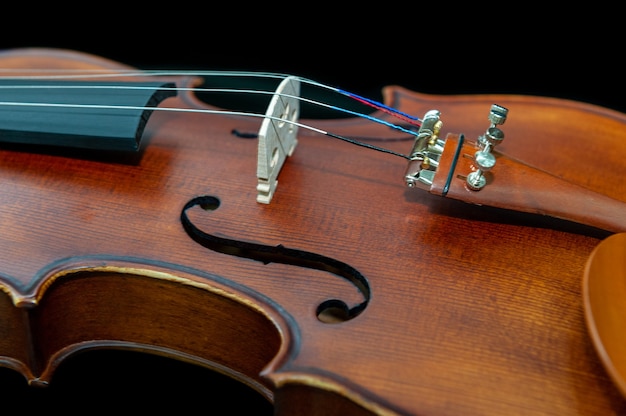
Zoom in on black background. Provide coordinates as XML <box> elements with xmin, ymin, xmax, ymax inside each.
<box><xmin>0</xmin><ymin>7</ymin><xmax>624</xmax><ymax>414</ymax></box>
<box><xmin>1</xmin><ymin>9</ymin><xmax>624</xmax><ymax>114</ymax></box>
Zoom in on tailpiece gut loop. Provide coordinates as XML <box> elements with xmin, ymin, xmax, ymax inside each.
<box><xmin>180</xmin><ymin>195</ymin><xmax>370</xmax><ymax>322</ymax></box>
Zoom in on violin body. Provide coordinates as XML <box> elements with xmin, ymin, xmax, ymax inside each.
<box><xmin>0</xmin><ymin>47</ymin><xmax>625</xmax><ymax>415</ymax></box>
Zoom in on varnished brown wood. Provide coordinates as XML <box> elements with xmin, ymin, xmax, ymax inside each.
<box><xmin>583</xmin><ymin>232</ymin><xmax>626</xmax><ymax>398</ymax></box>
<box><xmin>0</xmin><ymin>47</ymin><xmax>625</xmax><ymax>415</ymax></box>
<box><xmin>432</xmin><ymin>133</ymin><xmax>626</xmax><ymax>232</ymax></box>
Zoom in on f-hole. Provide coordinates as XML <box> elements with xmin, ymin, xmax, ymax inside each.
<box><xmin>181</xmin><ymin>195</ymin><xmax>371</xmax><ymax>323</ymax></box>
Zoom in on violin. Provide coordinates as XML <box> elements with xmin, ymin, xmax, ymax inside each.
<box><xmin>0</xmin><ymin>47</ymin><xmax>625</xmax><ymax>415</ymax></box>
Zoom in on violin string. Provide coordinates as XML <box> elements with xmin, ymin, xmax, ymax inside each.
<box><xmin>0</xmin><ymin>70</ymin><xmax>421</xmax><ymax>159</ymax></box>
<box><xmin>0</xmin><ymin>69</ymin><xmax>423</xmax><ymax>127</ymax></box>
<box><xmin>0</xmin><ymin>100</ymin><xmax>411</xmax><ymax>160</ymax></box>
<box><xmin>0</xmin><ymin>69</ymin><xmax>289</xmax><ymax>79</ymax></box>
<box><xmin>301</xmin><ymin>79</ymin><xmax>421</xmax><ymax>127</ymax></box>
<box><xmin>0</xmin><ymin>84</ymin><xmax>418</xmax><ymax>138</ymax></box>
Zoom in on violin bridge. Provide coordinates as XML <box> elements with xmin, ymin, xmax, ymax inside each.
<box><xmin>256</xmin><ymin>76</ymin><xmax>300</xmax><ymax>204</ymax></box>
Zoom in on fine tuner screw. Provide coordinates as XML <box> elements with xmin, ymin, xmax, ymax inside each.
<box><xmin>466</xmin><ymin>104</ymin><xmax>508</xmax><ymax>191</ymax></box>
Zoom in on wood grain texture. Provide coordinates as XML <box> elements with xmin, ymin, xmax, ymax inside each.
<box><xmin>584</xmin><ymin>233</ymin><xmax>626</xmax><ymax>398</ymax></box>
<box><xmin>0</xmin><ymin>48</ymin><xmax>624</xmax><ymax>415</ymax></box>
